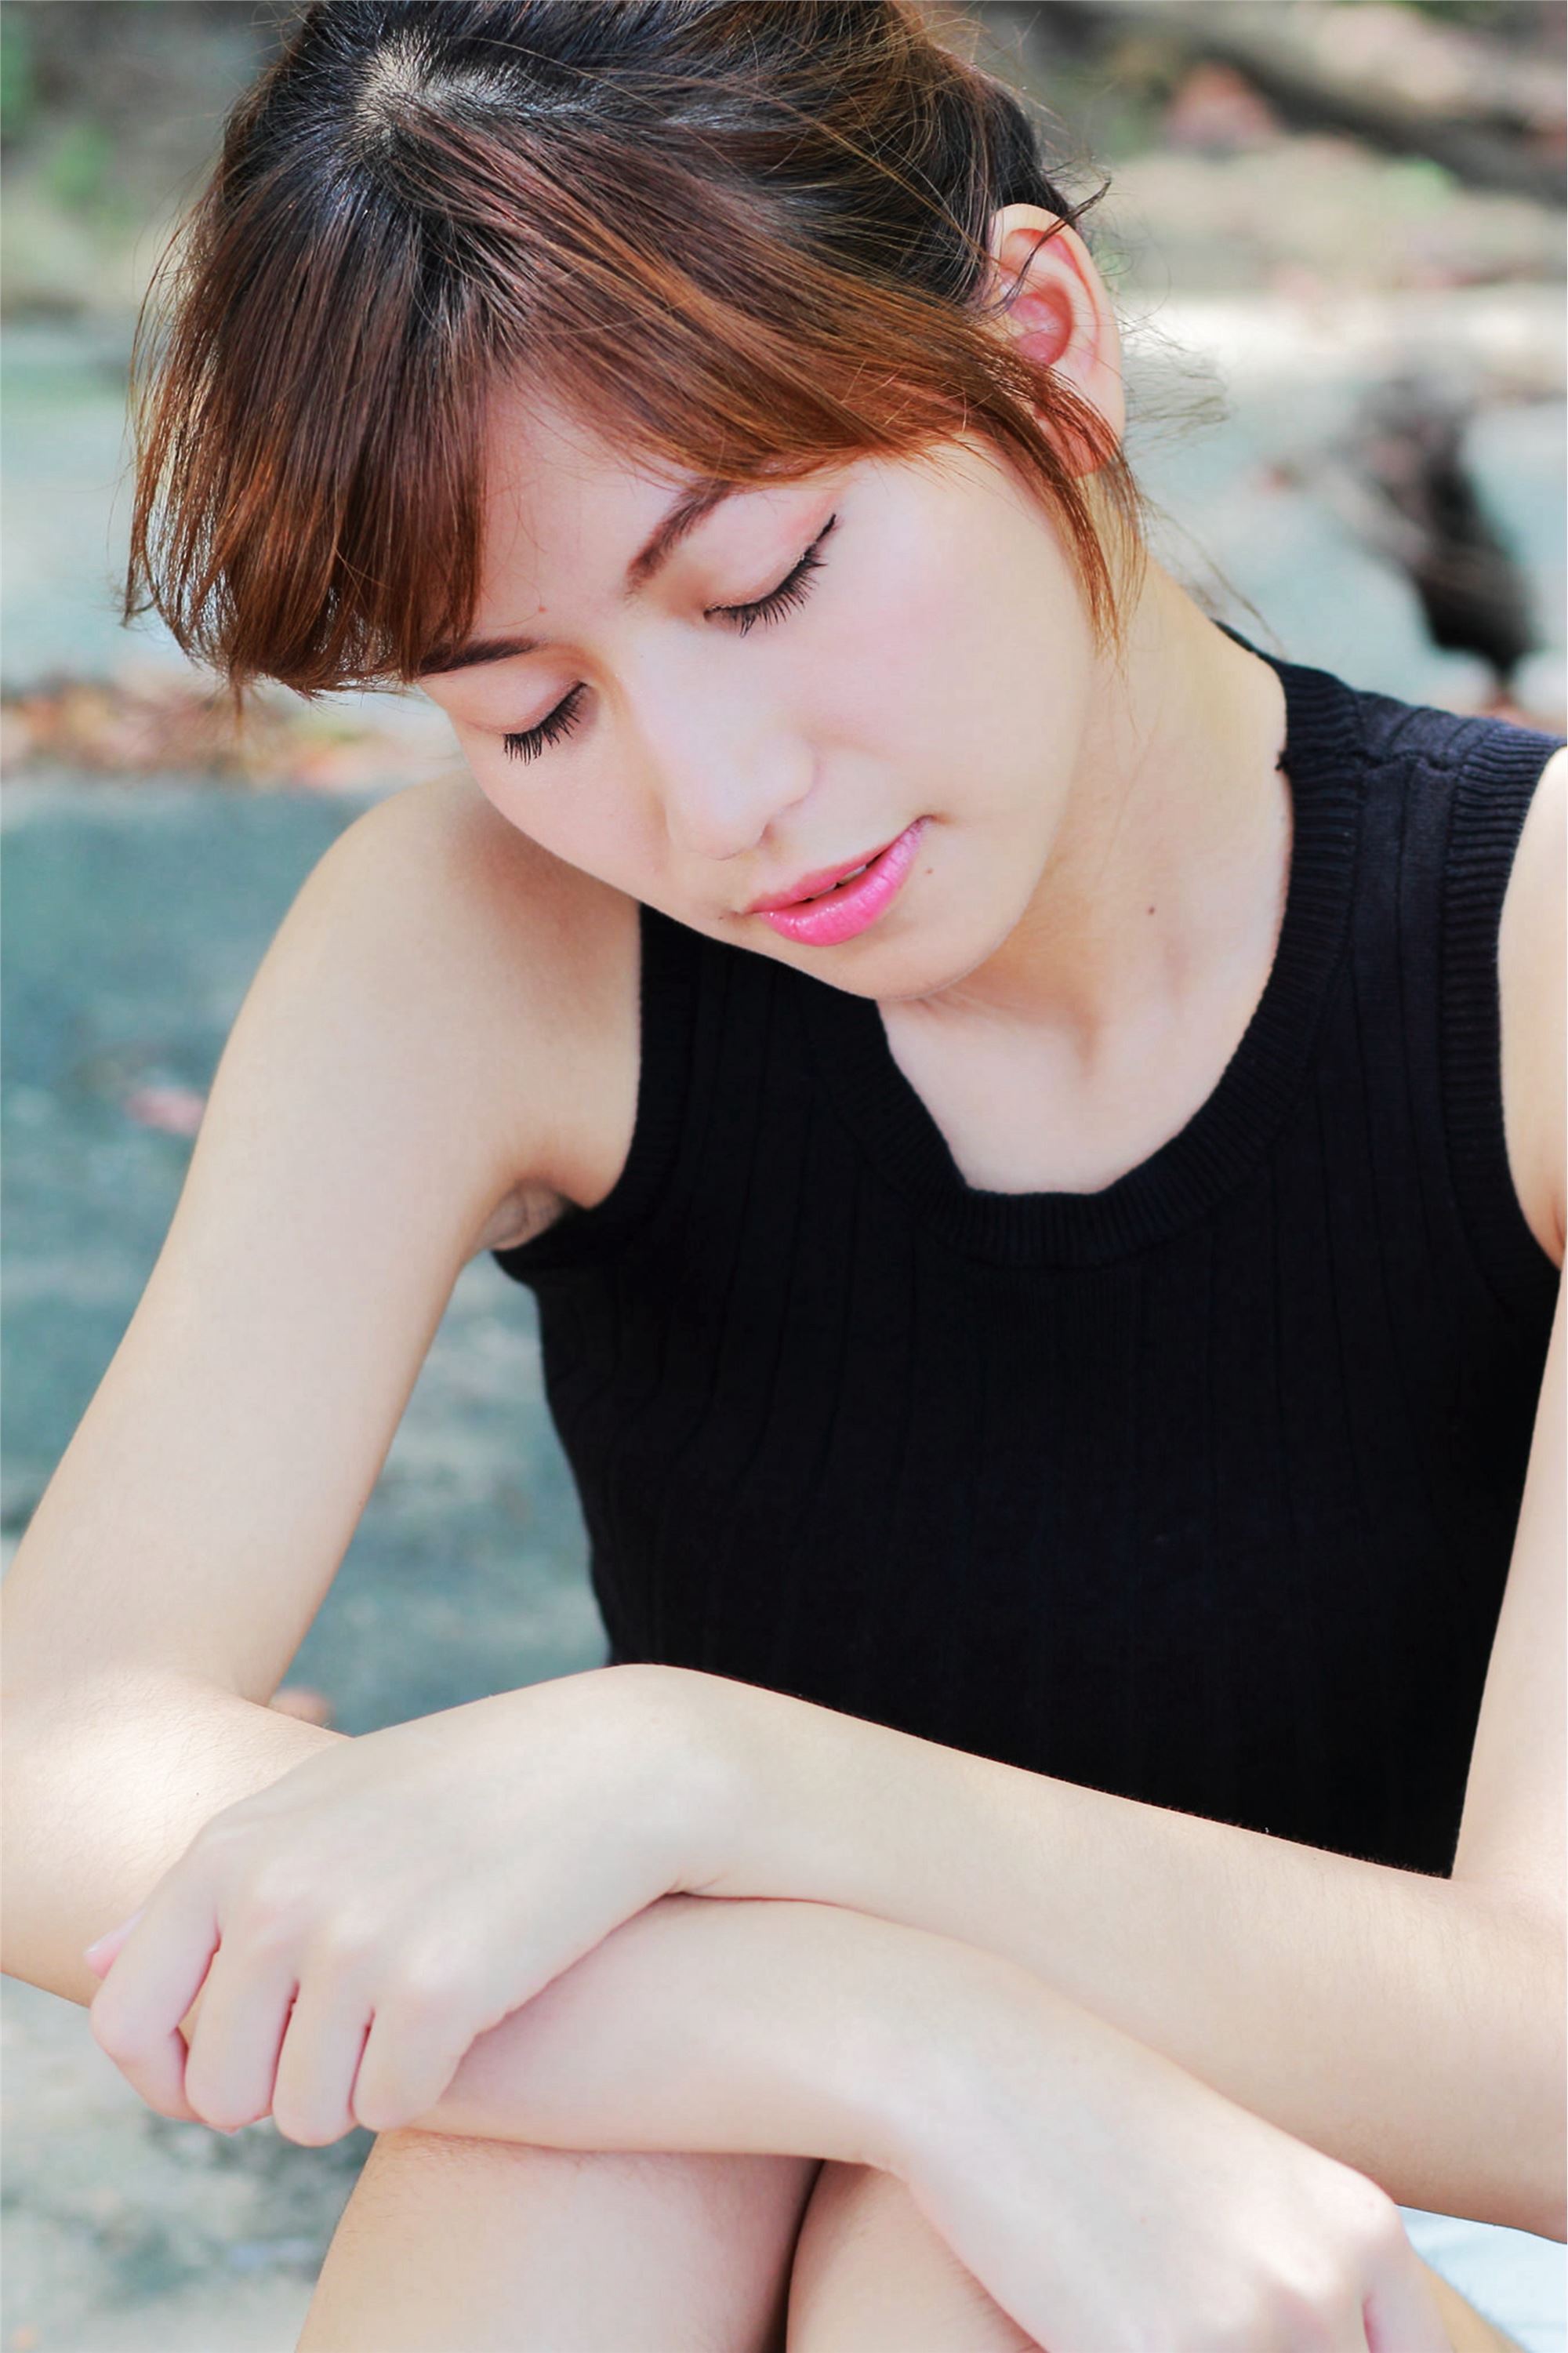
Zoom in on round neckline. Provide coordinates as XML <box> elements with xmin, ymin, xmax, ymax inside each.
<box><xmin>797</xmin><ymin>640</ymin><xmax>1366</xmax><ymax>1268</ymax></box>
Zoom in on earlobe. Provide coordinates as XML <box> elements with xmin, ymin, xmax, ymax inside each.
<box><xmin>984</xmin><ymin>204</ymin><xmax>1127</xmax><ymax>465</ymax></box>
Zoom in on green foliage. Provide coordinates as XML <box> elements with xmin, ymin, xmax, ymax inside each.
<box><xmin>42</xmin><ymin>116</ymin><xmax>114</xmax><ymax>212</ymax></box>
<box><xmin>0</xmin><ymin>9</ymin><xmax>36</xmax><ymax>147</ymax></box>
<box><xmin>1382</xmin><ymin>154</ymin><xmax>1460</xmax><ymax>207</ymax></box>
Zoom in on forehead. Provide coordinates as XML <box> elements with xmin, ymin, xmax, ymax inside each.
<box><xmin>476</xmin><ymin>379</ymin><xmax>674</xmax><ymax>575</ymax></box>
<box><xmin>470</xmin><ymin>376</ymin><xmax>837</xmax><ymax>633</ymax></box>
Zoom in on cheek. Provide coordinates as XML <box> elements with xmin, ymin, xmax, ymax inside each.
<box><xmin>828</xmin><ymin>506</ymin><xmax>1054</xmax><ymax>776</ymax></box>
<box><xmin>473</xmin><ymin>761</ymin><xmax>651</xmax><ymax>888</ymax></box>
<box><xmin>819</xmin><ymin>580</ymin><xmax>968</xmax><ymax>763</ymax></box>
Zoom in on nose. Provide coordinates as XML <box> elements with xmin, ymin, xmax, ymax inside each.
<box><xmin>633</xmin><ymin>665</ymin><xmax>814</xmax><ymax>866</ymax></box>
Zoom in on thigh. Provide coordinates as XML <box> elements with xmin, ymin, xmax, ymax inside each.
<box><xmin>784</xmin><ymin>2163</ymin><xmax>1528</xmax><ymax>2353</ymax></box>
<box><xmin>297</xmin><ymin>2129</ymin><xmax>821</xmax><ymax>2353</ymax></box>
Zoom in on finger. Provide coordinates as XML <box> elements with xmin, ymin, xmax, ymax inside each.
<box><xmin>269</xmin><ymin>1970</ymin><xmax>375</xmax><ymax>2146</ymax></box>
<box><xmin>352</xmin><ymin>1981</ymin><xmax>478</xmax><ymax>2133</ymax></box>
<box><xmin>180</xmin><ymin>1940</ymin><xmax>299</xmax><ymax>2133</ymax></box>
<box><xmin>87</xmin><ymin>1879</ymin><xmax>222</xmax><ymax>2123</ymax></box>
<box><xmin>89</xmin><ymin>1975</ymin><xmax>204</xmax><ymax>2121</ymax></box>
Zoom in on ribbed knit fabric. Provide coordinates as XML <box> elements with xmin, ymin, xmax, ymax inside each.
<box><xmin>495</xmin><ymin>645</ymin><xmax>1563</xmax><ymax>1875</ymax></box>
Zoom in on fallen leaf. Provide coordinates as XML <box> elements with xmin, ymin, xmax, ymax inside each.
<box><xmin>122</xmin><ymin>1084</ymin><xmax>207</xmax><ymax>1138</ymax></box>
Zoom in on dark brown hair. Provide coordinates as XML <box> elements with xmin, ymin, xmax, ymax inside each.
<box><xmin>123</xmin><ymin>0</ymin><xmax>1147</xmax><ymax>702</ymax></box>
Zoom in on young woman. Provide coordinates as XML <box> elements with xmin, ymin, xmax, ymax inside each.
<box><xmin>4</xmin><ymin>4</ymin><xmax>1562</xmax><ymax>2348</ymax></box>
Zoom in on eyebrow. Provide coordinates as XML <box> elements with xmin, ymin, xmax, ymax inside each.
<box><xmin>417</xmin><ymin>478</ymin><xmax>739</xmax><ymax>677</ymax></box>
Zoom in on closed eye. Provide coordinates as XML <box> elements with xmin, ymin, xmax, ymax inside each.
<box><xmin>502</xmin><ymin>514</ymin><xmax>837</xmax><ymax>764</ymax></box>
<box><xmin>705</xmin><ymin>512</ymin><xmax>837</xmax><ymax>638</ymax></box>
<box><xmin>503</xmin><ymin>684</ymin><xmax>587</xmax><ymax>765</ymax></box>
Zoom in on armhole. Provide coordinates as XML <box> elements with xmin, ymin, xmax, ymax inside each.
<box><xmin>1440</xmin><ymin>719</ymin><xmax>1566</xmax><ymax>1326</ymax></box>
<box><xmin>492</xmin><ymin>900</ymin><xmax>699</xmax><ymax>1280</ymax></box>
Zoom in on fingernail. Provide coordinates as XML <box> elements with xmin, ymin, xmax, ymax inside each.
<box><xmin>83</xmin><ymin>1904</ymin><xmax>144</xmax><ymax>1957</ymax></box>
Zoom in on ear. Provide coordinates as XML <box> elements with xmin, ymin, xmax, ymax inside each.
<box><xmin>982</xmin><ymin>203</ymin><xmax>1126</xmax><ymax>467</ymax></box>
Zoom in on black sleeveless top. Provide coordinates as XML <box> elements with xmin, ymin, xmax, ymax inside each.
<box><xmin>494</xmin><ymin>645</ymin><xmax>1562</xmax><ymax>1876</ymax></box>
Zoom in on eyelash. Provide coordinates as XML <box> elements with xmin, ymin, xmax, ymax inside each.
<box><xmin>501</xmin><ymin>515</ymin><xmax>837</xmax><ymax>764</ymax></box>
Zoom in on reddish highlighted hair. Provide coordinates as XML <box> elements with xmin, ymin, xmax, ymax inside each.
<box><xmin>124</xmin><ymin>0</ymin><xmax>1146</xmax><ymax>700</ymax></box>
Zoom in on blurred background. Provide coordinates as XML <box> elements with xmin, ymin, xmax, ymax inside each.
<box><xmin>3</xmin><ymin>5</ymin><xmax>1564</xmax><ymax>2348</ymax></box>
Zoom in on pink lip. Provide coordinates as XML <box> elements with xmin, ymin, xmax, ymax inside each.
<box><xmin>750</xmin><ymin>818</ymin><xmax>927</xmax><ymax>946</ymax></box>
<box><xmin>743</xmin><ymin>832</ymin><xmax>909</xmax><ymax>914</ymax></box>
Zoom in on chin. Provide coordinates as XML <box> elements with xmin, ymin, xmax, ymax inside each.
<box><xmin>864</xmin><ymin>857</ymin><xmax>1036</xmax><ymax>1001</ymax></box>
<box><xmin>863</xmin><ymin>941</ymin><xmax>1002</xmax><ymax>1002</ymax></box>
<box><xmin>735</xmin><ymin>825</ymin><xmax>1029</xmax><ymax>1002</ymax></box>
<box><xmin>785</xmin><ymin>911</ymin><xmax>1012</xmax><ymax>1004</ymax></box>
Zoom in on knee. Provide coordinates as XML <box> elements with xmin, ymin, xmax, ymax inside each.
<box><xmin>361</xmin><ymin>2123</ymin><xmax>506</xmax><ymax>2173</ymax></box>
<box><xmin>365</xmin><ymin>2126</ymin><xmax>815</xmax><ymax>2223</ymax></box>
<box><xmin>798</xmin><ymin>2159</ymin><xmax>904</xmax><ymax>2246</ymax></box>
<box><xmin>343</xmin><ymin>2133</ymin><xmax>820</xmax><ymax>2289</ymax></box>
<box><xmin>788</xmin><ymin>2162</ymin><xmax>1038</xmax><ymax>2353</ymax></box>
<box><xmin>348</xmin><ymin>2128</ymin><xmax>673</xmax><ymax>2225</ymax></box>
<box><xmin>364</xmin><ymin>2122</ymin><xmax>550</xmax><ymax>2172</ymax></box>
<box><xmin>341</xmin><ymin>2124</ymin><xmax>570</xmax><ymax>2224</ymax></box>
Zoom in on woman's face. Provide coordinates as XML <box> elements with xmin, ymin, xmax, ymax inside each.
<box><xmin>419</xmin><ymin>387</ymin><xmax>1102</xmax><ymax>1004</ymax></box>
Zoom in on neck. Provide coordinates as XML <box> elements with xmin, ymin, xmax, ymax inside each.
<box><xmin>916</xmin><ymin>561</ymin><xmax>1290</xmax><ymax>1058</ymax></box>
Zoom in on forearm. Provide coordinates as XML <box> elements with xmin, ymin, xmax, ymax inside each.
<box><xmin>2</xmin><ymin>1672</ymin><xmax>971</xmax><ymax>2189</ymax></box>
<box><xmin>409</xmin><ymin>1888</ymin><xmax>1033</xmax><ymax>2184</ymax></box>
<box><xmin>693</xmin><ymin>1676</ymin><xmax>1565</xmax><ymax>2235</ymax></box>
<box><xmin>2</xmin><ymin>1669</ymin><xmax>346</xmax><ymax>2008</ymax></box>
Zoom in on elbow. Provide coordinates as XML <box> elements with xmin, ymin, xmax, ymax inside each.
<box><xmin>1442</xmin><ymin>1883</ymin><xmax>1566</xmax><ymax>2241</ymax></box>
<box><xmin>1521</xmin><ymin>2054</ymin><xmax>1566</xmax><ymax>2244</ymax></box>
<box><xmin>1504</xmin><ymin>2157</ymin><xmax>1565</xmax><ymax>2246</ymax></box>
<box><xmin>1527</xmin><ymin>1912</ymin><xmax>1566</xmax><ymax>2241</ymax></box>
<box><xmin>1524</xmin><ymin>2195</ymin><xmax>1566</xmax><ymax>2247</ymax></box>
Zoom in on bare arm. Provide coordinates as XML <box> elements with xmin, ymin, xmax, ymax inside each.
<box><xmin>691</xmin><ymin>1629</ymin><xmax>1563</xmax><ymax>2237</ymax></box>
<box><xmin>410</xmin><ymin>1890</ymin><xmax>947</xmax><ymax>2172</ymax></box>
<box><xmin>681</xmin><ymin>1268</ymin><xmax>1564</xmax><ymax>2238</ymax></box>
<box><xmin>2</xmin><ymin>1674</ymin><xmax>347</xmax><ymax>2010</ymax></box>
<box><xmin>2</xmin><ymin>775</ymin><xmax>602</xmax><ymax>2006</ymax></box>
<box><xmin>350</xmin><ymin>1890</ymin><xmax>1454</xmax><ymax>2353</ymax></box>
<box><xmin>689</xmin><ymin>758</ymin><xmax>1568</xmax><ymax>2240</ymax></box>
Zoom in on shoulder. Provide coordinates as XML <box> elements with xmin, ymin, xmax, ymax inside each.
<box><xmin>299</xmin><ymin>771</ymin><xmax>641</xmax><ymax>1250</ymax></box>
<box><xmin>325</xmin><ymin>766</ymin><xmax>620</xmax><ymax>968</ymax></box>
<box><xmin>1497</xmin><ymin>740</ymin><xmax>1566</xmax><ymax>1269</ymax></box>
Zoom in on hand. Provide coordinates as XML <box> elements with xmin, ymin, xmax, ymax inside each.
<box><xmin>890</xmin><ymin>1956</ymin><xmax>1452</xmax><ymax>2353</ymax></box>
<box><xmin>81</xmin><ymin>1663</ymin><xmax>734</xmax><ymax>2145</ymax></box>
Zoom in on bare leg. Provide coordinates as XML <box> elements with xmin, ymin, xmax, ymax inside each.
<box><xmin>784</xmin><ymin>2163</ymin><xmax>1528</xmax><ymax>2353</ymax></box>
<box><xmin>296</xmin><ymin>2129</ymin><xmax>821</xmax><ymax>2353</ymax></box>
<box><xmin>785</xmin><ymin>2161</ymin><xmax>1036</xmax><ymax>2352</ymax></box>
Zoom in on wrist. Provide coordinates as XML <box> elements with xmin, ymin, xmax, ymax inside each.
<box><xmin>857</xmin><ymin>1923</ymin><xmax>1044</xmax><ymax>2188</ymax></box>
<box><xmin>605</xmin><ymin>1661</ymin><xmax>753</xmax><ymax>1891</ymax></box>
<box><xmin>419</xmin><ymin>1892</ymin><xmax>985</xmax><ymax>2177</ymax></box>
<box><xmin>644</xmin><ymin>1664</ymin><xmax>830</xmax><ymax>1901</ymax></box>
